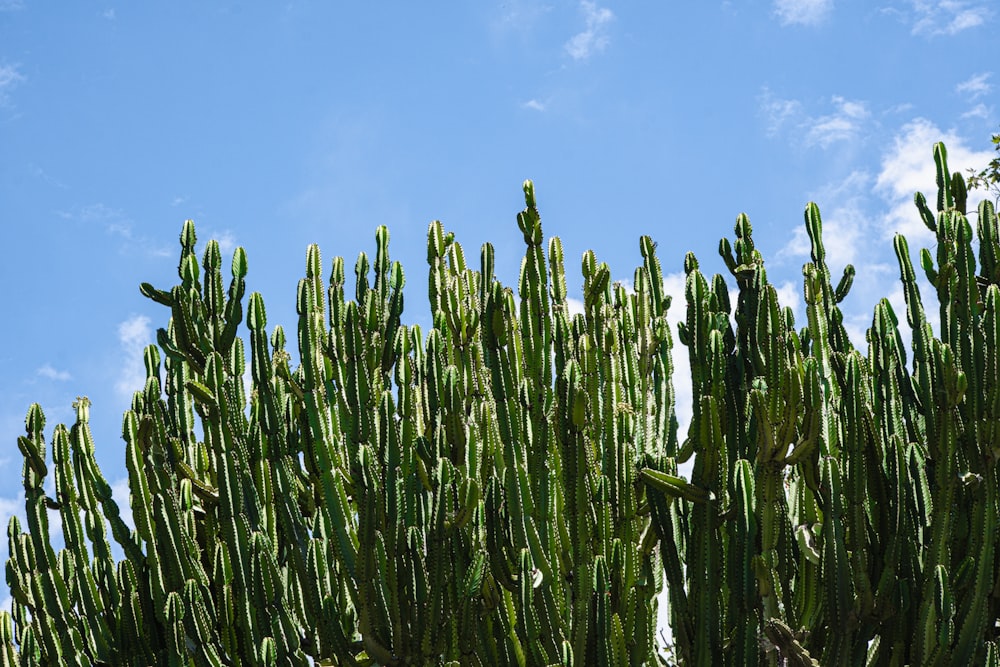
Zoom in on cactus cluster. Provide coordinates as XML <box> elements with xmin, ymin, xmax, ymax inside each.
<box><xmin>3</xmin><ymin>143</ymin><xmax>1000</xmax><ymax>665</ymax></box>
<box><xmin>652</xmin><ymin>143</ymin><xmax>1000</xmax><ymax>666</ymax></box>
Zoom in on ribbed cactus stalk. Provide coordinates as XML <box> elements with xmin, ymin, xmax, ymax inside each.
<box><xmin>4</xmin><ymin>144</ymin><xmax>1000</xmax><ymax>666</ymax></box>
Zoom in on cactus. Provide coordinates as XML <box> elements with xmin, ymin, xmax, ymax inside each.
<box><xmin>4</xmin><ymin>145</ymin><xmax>1000</xmax><ymax>666</ymax></box>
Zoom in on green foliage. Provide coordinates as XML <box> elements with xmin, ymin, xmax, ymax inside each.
<box><xmin>966</xmin><ymin>127</ymin><xmax>1000</xmax><ymax>204</ymax></box>
<box><xmin>4</xmin><ymin>144</ymin><xmax>1000</xmax><ymax>666</ymax></box>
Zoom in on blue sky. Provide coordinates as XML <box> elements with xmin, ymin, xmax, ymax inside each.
<box><xmin>0</xmin><ymin>0</ymin><xmax>996</xmax><ymax>640</ymax></box>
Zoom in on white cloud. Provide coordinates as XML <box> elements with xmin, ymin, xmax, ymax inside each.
<box><xmin>107</xmin><ymin>222</ymin><xmax>133</xmax><ymax>239</ymax></box>
<box><xmin>842</xmin><ymin>312</ymin><xmax>872</xmax><ymax>351</ymax></box>
<box><xmin>885</xmin><ymin>102</ymin><xmax>916</xmax><ymax>116</ymax></box>
<box><xmin>910</xmin><ymin>1</ymin><xmax>991</xmax><ymax>36</ymax></box>
<box><xmin>805</xmin><ymin>96</ymin><xmax>869</xmax><ymax>148</ymax></box>
<box><xmin>774</xmin><ymin>167</ymin><xmax>915</xmax><ymax>343</ymax></box>
<box><xmin>566</xmin><ymin>297</ymin><xmax>586</xmax><ymax>316</ymax></box>
<box><xmin>956</xmin><ymin>72</ymin><xmax>992</xmax><ymax>99</ymax></box>
<box><xmin>0</xmin><ymin>63</ymin><xmax>25</xmax><ymax>106</ymax></box>
<box><xmin>773</xmin><ymin>280</ymin><xmax>803</xmax><ymax>324</ymax></box>
<box><xmin>759</xmin><ymin>88</ymin><xmax>803</xmax><ymax>136</ymax></box>
<box><xmin>29</xmin><ymin>164</ymin><xmax>68</xmax><ymax>189</ymax></box>
<box><xmin>491</xmin><ymin>1</ymin><xmax>553</xmax><ymax>36</ymax></box>
<box><xmin>661</xmin><ymin>272</ymin><xmax>692</xmax><ymax>438</ymax></box>
<box><xmin>103</xmin><ymin>8</ymin><xmax>116</xmax><ymax>20</ymax></box>
<box><xmin>115</xmin><ymin>315</ymin><xmax>153</xmax><ymax>397</ymax></box>
<box><xmin>781</xmin><ymin>224</ymin><xmax>812</xmax><ymax>259</ymax></box>
<box><xmin>0</xmin><ymin>493</ymin><xmax>25</xmax><ymax>527</ymax></box>
<box><xmin>955</xmin><ymin>73</ymin><xmax>993</xmax><ymax>119</ymax></box>
<box><xmin>110</xmin><ymin>476</ymin><xmax>135</xmax><ymax>531</ymax></box>
<box><xmin>214</xmin><ymin>230</ymin><xmax>236</xmax><ymax>256</ymax></box>
<box><xmin>59</xmin><ymin>203</ymin><xmax>174</xmax><ymax>257</ymax></box>
<box><xmin>521</xmin><ymin>99</ymin><xmax>547</xmax><ymax>112</ymax></box>
<box><xmin>0</xmin><ymin>0</ymin><xmax>24</xmax><ymax>10</ymax></box>
<box><xmin>773</xmin><ymin>0</ymin><xmax>833</xmax><ymax>26</ymax></box>
<box><xmin>779</xmin><ymin>170</ymin><xmax>870</xmax><ymax>264</ymax></box>
<box><xmin>149</xmin><ymin>244</ymin><xmax>173</xmax><ymax>258</ymax></box>
<box><xmin>961</xmin><ymin>103</ymin><xmax>991</xmax><ymax>119</ymax></box>
<box><xmin>36</xmin><ymin>364</ymin><xmax>72</xmax><ymax>381</ymax></box>
<box><xmin>564</xmin><ymin>1</ymin><xmax>614</xmax><ymax>61</ymax></box>
<box><xmin>760</xmin><ymin>91</ymin><xmax>869</xmax><ymax>149</ymax></box>
<box><xmin>875</xmin><ymin>118</ymin><xmax>993</xmax><ymax>244</ymax></box>
<box><xmin>62</xmin><ymin>203</ymin><xmax>131</xmax><ymax>235</ymax></box>
<box><xmin>809</xmin><ymin>204</ymin><xmax>863</xmax><ymax>266</ymax></box>
<box><xmin>193</xmin><ymin>228</ymin><xmax>238</xmax><ymax>262</ymax></box>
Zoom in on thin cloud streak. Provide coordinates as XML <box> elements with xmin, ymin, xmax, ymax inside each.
<box><xmin>115</xmin><ymin>315</ymin><xmax>153</xmax><ymax>397</ymax></box>
<box><xmin>805</xmin><ymin>97</ymin><xmax>869</xmax><ymax>148</ymax></box>
<box><xmin>36</xmin><ymin>364</ymin><xmax>72</xmax><ymax>381</ymax></box>
<box><xmin>955</xmin><ymin>72</ymin><xmax>992</xmax><ymax>99</ymax></box>
<box><xmin>961</xmin><ymin>103</ymin><xmax>990</xmax><ymax>119</ymax></box>
<box><xmin>0</xmin><ymin>63</ymin><xmax>25</xmax><ymax>106</ymax></box>
<box><xmin>773</xmin><ymin>0</ymin><xmax>833</xmax><ymax>26</ymax></box>
<box><xmin>759</xmin><ymin>89</ymin><xmax>869</xmax><ymax>149</ymax></box>
<box><xmin>910</xmin><ymin>0</ymin><xmax>991</xmax><ymax>36</ymax></box>
<box><xmin>759</xmin><ymin>87</ymin><xmax>802</xmax><ymax>136</ymax></box>
<box><xmin>564</xmin><ymin>1</ymin><xmax>614</xmax><ymax>61</ymax></box>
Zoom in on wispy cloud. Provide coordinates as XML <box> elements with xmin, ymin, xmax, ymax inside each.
<box><xmin>779</xmin><ymin>170</ymin><xmax>870</xmax><ymax>270</ymax></box>
<box><xmin>58</xmin><ymin>203</ymin><xmax>172</xmax><ymax>257</ymax></box>
<box><xmin>955</xmin><ymin>72</ymin><xmax>993</xmax><ymax>119</ymax></box>
<box><xmin>773</xmin><ymin>281</ymin><xmax>803</xmax><ymax>324</ymax></box>
<box><xmin>564</xmin><ymin>1</ymin><xmax>614</xmax><ymax>61</ymax></box>
<box><xmin>760</xmin><ymin>90</ymin><xmax>869</xmax><ymax>149</ymax></box>
<box><xmin>759</xmin><ymin>87</ymin><xmax>802</xmax><ymax>136</ymax></box>
<box><xmin>110</xmin><ymin>476</ymin><xmax>135</xmax><ymax>531</ymax></box>
<box><xmin>0</xmin><ymin>493</ymin><xmax>25</xmax><ymax>529</ymax></box>
<box><xmin>875</xmin><ymin>118</ymin><xmax>993</xmax><ymax>243</ymax></box>
<box><xmin>910</xmin><ymin>1</ymin><xmax>991</xmax><ymax>36</ymax></box>
<box><xmin>200</xmin><ymin>228</ymin><xmax>237</xmax><ymax>257</ymax></box>
<box><xmin>956</xmin><ymin>71</ymin><xmax>992</xmax><ymax>99</ymax></box>
<box><xmin>0</xmin><ymin>63</ymin><xmax>25</xmax><ymax>106</ymax></box>
<box><xmin>961</xmin><ymin>103</ymin><xmax>991</xmax><ymax>119</ymax></box>
<box><xmin>773</xmin><ymin>118</ymin><xmax>992</xmax><ymax>346</ymax></box>
<box><xmin>36</xmin><ymin>364</ymin><xmax>72</xmax><ymax>381</ymax></box>
<box><xmin>660</xmin><ymin>272</ymin><xmax>692</xmax><ymax>437</ymax></box>
<box><xmin>29</xmin><ymin>164</ymin><xmax>69</xmax><ymax>189</ymax></box>
<box><xmin>0</xmin><ymin>0</ymin><xmax>23</xmax><ymax>12</ymax></box>
<box><xmin>115</xmin><ymin>315</ymin><xmax>153</xmax><ymax>397</ymax></box>
<box><xmin>491</xmin><ymin>1</ymin><xmax>553</xmax><ymax>36</ymax></box>
<box><xmin>217</xmin><ymin>231</ymin><xmax>236</xmax><ymax>256</ymax></box>
<box><xmin>108</xmin><ymin>222</ymin><xmax>133</xmax><ymax>239</ymax></box>
<box><xmin>60</xmin><ymin>202</ymin><xmax>127</xmax><ymax>227</ymax></box>
<box><xmin>774</xmin><ymin>165</ymin><xmax>909</xmax><ymax>346</ymax></box>
<box><xmin>773</xmin><ymin>0</ymin><xmax>833</xmax><ymax>26</ymax></box>
<box><xmin>521</xmin><ymin>99</ymin><xmax>547</xmax><ymax>112</ymax></box>
<box><xmin>805</xmin><ymin>96</ymin><xmax>869</xmax><ymax>148</ymax></box>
